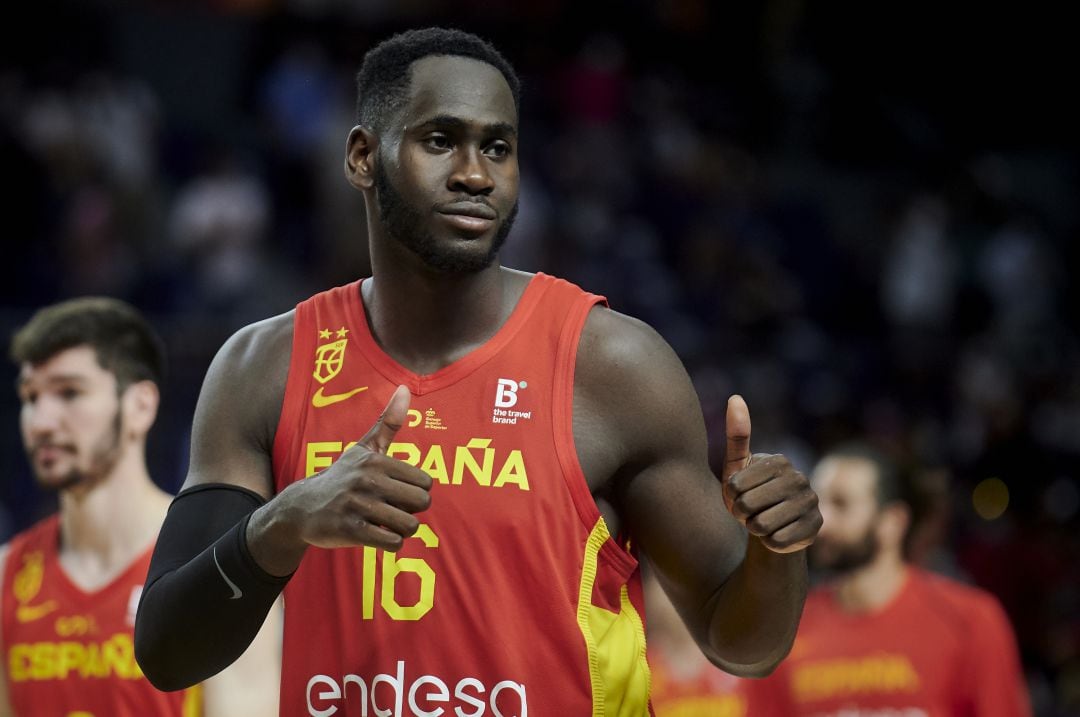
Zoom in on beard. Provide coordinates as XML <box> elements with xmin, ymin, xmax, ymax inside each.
<box><xmin>811</xmin><ymin>526</ymin><xmax>879</xmax><ymax>575</ymax></box>
<box><xmin>31</xmin><ymin>408</ymin><xmax>123</xmax><ymax>492</ymax></box>
<box><xmin>374</xmin><ymin>161</ymin><xmax>518</xmax><ymax>274</ymax></box>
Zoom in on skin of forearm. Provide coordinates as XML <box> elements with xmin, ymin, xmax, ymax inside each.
<box><xmin>245</xmin><ymin>494</ymin><xmax>308</xmax><ymax>578</ymax></box>
<box><xmin>700</xmin><ymin>539</ymin><xmax>808</xmax><ymax>677</ymax></box>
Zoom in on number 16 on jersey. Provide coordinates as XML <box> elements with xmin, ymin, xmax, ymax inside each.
<box><xmin>360</xmin><ymin>524</ymin><xmax>439</xmax><ymax>621</ymax></box>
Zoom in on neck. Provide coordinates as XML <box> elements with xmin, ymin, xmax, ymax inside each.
<box><xmin>57</xmin><ymin>444</ymin><xmax>171</xmax><ymax>590</ymax></box>
<box><xmin>831</xmin><ymin>551</ymin><xmax>908</xmax><ymax>613</ymax></box>
<box><xmin>364</xmin><ymin>233</ymin><xmax>523</xmax><ymax>374</ymax></box>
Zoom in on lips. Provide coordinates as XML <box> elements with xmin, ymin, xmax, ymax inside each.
<box><xmin>437</xmin><ymin>201</ymin><xmax>497</xmax><ymax>220</ymax></box>
<box><xmin>33</xmin><ymin>445</ymin><xmax>71</xmax><ymax>465</ymax></box>
<box><xmin>437</xmin><ymin>202</ymin><xmax>497</xmax><ymax>234</ymax></box>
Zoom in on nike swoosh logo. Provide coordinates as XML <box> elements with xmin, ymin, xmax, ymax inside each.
<box><xmin>312</xmin><ymin>385</ymin><xmax>368</xmax><ymax>408</ymax></box>
<box><xmin>16</xmin><ymin>600</ymin><xmax>58</xmax><ymax>623</ymax></box>
<box><xmin>213</xmin><ymin>546</ymin><xmax>243</xmax><ymax>600</ymax></box>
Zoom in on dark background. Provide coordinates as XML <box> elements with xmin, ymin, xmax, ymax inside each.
<box><xmin>1</xmin><ymin>1</ymin><xmax>1077</xmax><ymax>713</ymax></box>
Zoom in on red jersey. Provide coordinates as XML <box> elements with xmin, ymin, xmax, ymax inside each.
<box><xmin>1</xmin><ymin>515</ymin><xmax>200</xmax><ymax>717</ymax></box>
<box><xmin>744</xmin><ymin>568</ymin><xmax>1030</xmax><ymax>717</ymax></box>
<box><xmin>273</xmin><ymin>273</ymin><xmax>653</xmax><ymax>716</ymax></box>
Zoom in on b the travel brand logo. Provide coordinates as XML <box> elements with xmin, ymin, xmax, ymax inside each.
<box><xmin>492</xmin><ymin>378</ymin><xmax>532</xmax><ymax>425</ymax></box>
<box><xmin>311</xmin><ymin>327</ymin><xmax>368</xmax><ymax>408</ymax></box>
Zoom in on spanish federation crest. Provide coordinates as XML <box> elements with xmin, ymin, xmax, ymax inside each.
<box><xmin>313</xmin><ymin>339</ymin><xmax>348</xmax><ymax>384</ymax></box>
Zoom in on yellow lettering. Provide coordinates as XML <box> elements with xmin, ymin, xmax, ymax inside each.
<box><xmin>57</xmin><ymin>642</ymin><xmax>84</xmax><ymax>679</ymax></box>
<box><xmin>102</xmin><ymin>638</ymin><xmax>123</xmax><ymax>679</ymax></box>
<box><xmin>793</xmin><ymin>654</ymin><xmax>920</xmax><ymax>702</ymax></box>
<box><xmin>8</xmin><ymin>645</ymin><xmax>30</xmax><ymax>682</ymax></box>
<box><xmin>884</xmin><ymin>656</ymin><xmax>919</xmax><ymax>691</ymax></box>
<box><xmin>661</xmin><ymin>696</ymin><xmax>745</xmax><ymax>717</ymax></box>
<box><xmin>304</xmin><ymin>440</ymin><xmax>529</xmax><ymax>491</ymax></box>
<box><xmin>305</xmin><ymin>442</ymin><xmax>343</xmax><ymax>476</ymax></box>
<box><xmin>82</xmin><ymin>641</ymin><xmax>106</xmax><ymax>679</ymax></box>
<box><xmin>387</xmin><ymin>442</ymin><xmax>421</xmax><ymax>466</ymax></box>
<box><xmin>453</xmin><ymin>438</ymin><xmax>493</xmax><ymax>486</ymax></box>
<box><xmin>6</xmin><ymin>635</ymin><xmax>141</xmax><ymax>682</ymax></box>
<box><xmin>55</xmin><ymin>615</ymin><xmax>94</xmax><ymax>637</ymax></box>
<box><xmin>419</xmin><ymin>445</ymin><xmax>449</xmax><ymax>484</ymax></box>
<box><xmin>103</xmin><ymin>634</ymin><xmax>137</xmax><ymax>680</ymax></box>
<box><xmin>31</xmin><ymin>642</ymin><xmax>54</xmax><ymax>680</ymax></box>
<box><xmin>381</xmin><ymin>525</ymin><xmax>438</xmax><ymax>621</ymax></box>
<box><xmin>493</xmin><ymin>449</ymin><xmax>530</xmax><ymax>490</ymax></box>
<box><xmin>362</xmin><ymin>546</ymin><xmax>377</xmax><ymax>620</ymax></box>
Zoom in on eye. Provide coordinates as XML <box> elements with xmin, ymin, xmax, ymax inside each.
<box><xmin>59</xmin><ymin>387</ymin><xmax>81</xmax><ymax>402</ymax></box>
<box><xmin>484</xmin><ymin>141</ymin><xmax>512</xmax><ymax>159</ymax></box>
<box><xmin>423</xmin><ymin>134</ymin><xmax>452</xmax><ymax>151</ymax></box>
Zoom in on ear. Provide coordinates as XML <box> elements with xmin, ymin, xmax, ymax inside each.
<box><xmin>345</xmin><ymin>126</ymin><xmax>378</xmax><ymax>190</ymax></box>
<box><xmin>877</xmin><ymin>502</ymin><xmax>911</xmax><ymax>553</ymax></box>
<box><xmin>121</xmin><ymin>380</ymin><xmax>160</xmax><ymax>439</ymax></box>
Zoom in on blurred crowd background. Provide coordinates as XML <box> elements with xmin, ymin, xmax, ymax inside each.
<box><xmin>1</xmin><ymin>1</ymin><xmax>1076</xmax><ymax>715</ymax></box>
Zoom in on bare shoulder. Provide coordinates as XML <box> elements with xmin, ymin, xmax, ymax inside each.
<box><xmin>185</xmin><ymin>311</ymin><xmax>295</xmax><ymax>496</ymax></box>
<box><xmin>207</xmin><ymin>311</ymin><xmax>295</xmax><ymax>385</ymax></box>
<box><xmin>574</xmin><ymin>306</ymin><xmax>708</xmax><ymax>490</ymax></box>
<box><xmin>577</xmin><ymin>306</ymin><xmax>689</xmax><ymax>397</ymax></box>
<box><xmin>578</xmin><ymin>306</ymin><xmax>702</xmax><ymax>419</ymax></box>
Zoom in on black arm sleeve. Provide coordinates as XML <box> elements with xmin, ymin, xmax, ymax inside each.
<box><xmin>134</xmin><ymin>483</ymin><xmax>292</xmax><ymax>691</ymax></box>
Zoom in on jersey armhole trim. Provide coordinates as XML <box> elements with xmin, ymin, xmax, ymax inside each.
<box><xmin>272</xmin><ymin>303</ymin><xmax>316</xmax><ymax>487</ymax></box>
<box><xmin>552</xmin><ymin>297</ymin><xmax>639</xmax><ymax>577</ymax></box>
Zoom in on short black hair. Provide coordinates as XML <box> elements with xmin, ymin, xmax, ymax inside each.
<box><xmin>823</xmin><ymin>442</ymin><xmax>910</xmax><ymax>508</ymax></box>
<box><xmin>11</xmin><ymin>297</ymin><xmax>165</xmax><ymax>390</ymax></box>
<box><xmin>355</xmin><ymin>27</ymin><xmax>521</xmax><ymax>135</ymax></box>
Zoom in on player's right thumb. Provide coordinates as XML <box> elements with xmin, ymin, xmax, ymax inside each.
<box><xmin>358</xmin><ymin>385</ymin><xmax>411</xmax><ymax>454</ymax></box>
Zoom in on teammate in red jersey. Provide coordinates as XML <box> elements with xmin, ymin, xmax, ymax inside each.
<box><xmin>0</xmin><ymin>298</ymin><xmax>282</xmax><ymax>717</ymax></box>
<box><xmin>134</xmin><ymin>28</ymin><xmax>823</xmax><ymax>714</ymax></box>
<box><xmin>743</xmin><ymin>443</ymin><xmax>1031</xmax><ymax>717</ymax></box>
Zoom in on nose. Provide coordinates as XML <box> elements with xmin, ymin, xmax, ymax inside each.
<box><xmin>448</xmin><ymin>147</ymin><xmax>494</xmax><ymax>196</ymax></box>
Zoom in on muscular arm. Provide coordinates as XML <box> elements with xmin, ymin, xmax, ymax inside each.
<box><xmin>575</xmin><ymin>307</ymin><xmax>820</xmax><ymax>677</ymax></box>
<box><xmin>135</xmin><ymin>314</ymin><xmax>293</xmax><ymax>689</ymax></box>
<box><xmin>183</xmin><ymin>313</ymin><xmax>293</xmax><ymax>500</ymax></box>
<box><xmin>136</xmin><ymin>310</ymin><xmax>432</xmax><ymax>690</ymax></box>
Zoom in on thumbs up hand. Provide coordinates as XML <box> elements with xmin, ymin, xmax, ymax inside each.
<box><xmin>275</xmin><ymin>385</ymin><xmax>433</xmax><ymax>553</ymax></box>
<box><xmin>722</xmin><ymin>395</ymin><xmax>821</xmax><ymax>554</ymax></box>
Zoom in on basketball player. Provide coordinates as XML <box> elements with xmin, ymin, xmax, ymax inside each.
<box><xmin>743</xmin><ymin>443</ymin><xmax>1030</xmax><ymax>717</ymax></box>
<box><xmin>0</xmin><ymin>297</ymin><xmax>281</xmax><ymax>716</ymax></box>
<box><xmin>135</xmin><ymin>28</ymin><xmax>822</xmax><ymax>715</ymax></box>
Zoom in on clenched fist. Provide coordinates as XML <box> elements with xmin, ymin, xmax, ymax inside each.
<box><xmin>249</xmin><ymin>385</ymin><xmax>434</xmax><ymax>577</ymax></box>
<box><xmin>722</xmin><ymin>395</ymin><xmax>821</xmax><ymax>553</ymax></box>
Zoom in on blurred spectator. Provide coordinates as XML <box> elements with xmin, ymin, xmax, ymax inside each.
<box><xmin>744</xmin><ymin>443</ymin><xmax>1031</xmax><ymax>717</ymax></box>
<box><xmin>168</xmin><ymin>149</ymin><xmax>308</xmax><ymax>324</ymax></box>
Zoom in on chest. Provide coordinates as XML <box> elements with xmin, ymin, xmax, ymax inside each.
<box><xmin>4</xmin><ymin>548</ymin><xmax>146</xmax><ymax>683</ymax></box>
